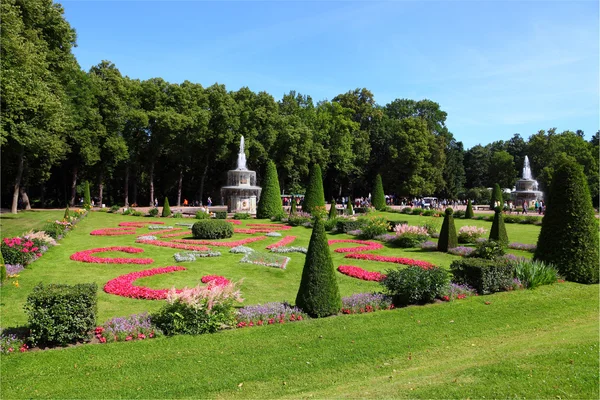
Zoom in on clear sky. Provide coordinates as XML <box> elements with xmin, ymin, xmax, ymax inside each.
<box><xmin>61</xmin><ymin>0</ymin><xmax>599</xmax><ymax>149</ymax></box>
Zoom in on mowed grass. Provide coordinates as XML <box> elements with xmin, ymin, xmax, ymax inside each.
<box><xmin>0</xmin><ymin>210</ymin><xmax>66</xmax><ymax>239</ymax></box>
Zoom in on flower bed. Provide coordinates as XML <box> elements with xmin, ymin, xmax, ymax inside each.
<box><xmin>226</xmin><ymin>219</ymin><xmax>242</xmax><ymax>225</ymax></box>
<box><xmin>270</xmin><ymin>246</ymin><xmax>307</xmax><ymax>254</ymax></box>
<box><xmin>234</xmin><ymin>228</ymin><xmax>285</xmax><ymax>234</ymax></box>
<box><xmin>201</xmin><ymin>275</ymin><xmax>230</xmax><ymax>286</ymax></box>
<box><xmin>90</xmin><ymin>227</ymin><xmax>137</xmax><ymax>236</ymax></box>
<box><xmin>441</xmin><ymin>283</ymin><xmax>478</xmax><ymax>301</ymax></box>
<box><xmin>327</xmin><ymin>239</ymin><xmax>383</xmax><ymax>253</ymax></box>
<box><xmin>240</xmin><ymin>251</ymin><xmax>291</xmax><ymax>269</ymax></box>
<box><xmin>337</xmin><ymin>265</ymin><xmax>386</xmax><ymax>282</ymax></box>
<box><xmin>508</xmin><ymin>242</ymin><xmax>537</xmax><ymax>252</ymax></box>
<box><xmin>447</xmin><ymin>246</ymin><xmax>476</xmax><ymax>257</ymax></box>
<box><xmin>247</xmin><ymin>224</ymin><xmax>292</xmax><ymax>230</ymax></box>
<box><xmin>265</xmin><ymin>232</ymin><xmax>282</xmax><ymax>237</ymax></box>
<box><xmin>135</xmin><ymin>239</ymin><xmax>209</xmax><ymax>251</ymax></box>
<box><xmin>119</xmin><ymin>221</ymin><xmax>164</xmax><ymax>227</ymax></box>
<box><xmin>70</xmin><ymin>247</ymin><xmax>154</xmax><ymax>264</ymax></box>
<box><xmin>160</xmin><ymin>231</ymin><xmax>192</xmax><ymax>238</ymax></box>
<box><xmin>230</xmin><ymin>246</ymin><xmax>255</xmax><ymax>254</ymax></box>
<box><xmin>149</xmin><ymin>225</ymin><xmax>172</xmax><ymax>230</ymax></box>
<box><xmin>146</xmin><ymin>228</ymin><xmax>184</xmax><ymax>236</ymax></box>
<box><xmin>265</xmin><ymin>236</ymin><xmax>296</xmax><ymax>249</ymax></box>
<box><xmin>236</xmin><ymin>302</ymin><xmax>306</xmax><ymax>327</ymax></box>
<box><xmin>341</xmin><ymin>293</ymin><xmax>393</xmax><ymax>314</ymax></box>
<box><xmin>343</xmin><ymin>253</ymin><xmax>436</xmax><ymax>269</ymax></box>
<box><xmin>173</xmin><ymin>251</ymin><xmax>221</xmax><ymax>262</ymax></box>
<box><xmin>95</xmin><ymin>313</ymin><xmax>160</xmax><ymax>343</ymax></box>
<box><xmin>104</xmin><ymin>266</ymin><xmax>187</xmax><ymax>300</ymax></box>
<box><xmin>172</xmin><ymin>236</ymin><xmax>267</xmax><ymax>247</ymax></box>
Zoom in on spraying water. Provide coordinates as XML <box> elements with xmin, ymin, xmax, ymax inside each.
<box><xmin>522</xmin><ymin>155</ymin><xmax>532</xmax><ymax>180</ymax></box>
<box><xmin>237</xmin><ymin>136</ymin><xmax>247</xmax><ymax>170</ymax></box>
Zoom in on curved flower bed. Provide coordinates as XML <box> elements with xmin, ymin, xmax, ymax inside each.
<box><xmin>226</xmin><ymin>219</ymin><xmax>242</xmax><ymax>225</ymax></box>
<box><xmin>327</xmin><ymin>239</ymin><xmax>383</xmax><ymax>253</ymax></box>
<box><xmin>90</xmin><ymin>227</ymin><xmax>137</xmax><ymax>236</ymax></box>
<box><xmin>234</xmin><ymin>228</ymin><xmax>272</xmax><ymax>234</ymax></box>
<box><xmin>147</xmin><ymin>228</ymin><xmax>184</xmax><ymax>237</ymax></box>
<box><xmin>247</xmin><ymin>224</ymin><xmax>292</xmax><ymax>230</ymax></box>
<box><xmin>135</xmin><ymin>239</ymin><xmax>209</xmax><ymax>251</ymax></box>
<box><xmin>201</xmin><ymin>275</ymin><xmax>230</xmax><ymax>286</ymax></box>
<box><xmin>344</xmin><ymin>253</ymin><xmax>435</xmax><ymax>269</ymax></box>
<box><xmin>119</xmin><ymin>221</ymin><xmax>164</xmax><ymax>227</ymax></box>
<box><xmin>70</xmin><ymin>247</ymin><xmax>154</xmax><ymax>264</ymax></box>
<box><xmin>337</xmin><ymin>265</ymin><xmax>386</xmax><ymax>282</ymax></box>
<box><xmin>172</xmin><ymin>236</ymin><xmax>267</xmax><ymax>247</ymax></box>
<box><xmin>104</xmin><ymin>266</ymin><xmax>187</xmax><ymax>300</ymax></box>
<box><xmin>160</xmin><ymin>230</ymin><xmax>192</xmax><ymax>238</ymax></box>
<box><xmin>266</xmin><ymin>236</ymin><xmax>297</xmax><ymax>249</ymax></box>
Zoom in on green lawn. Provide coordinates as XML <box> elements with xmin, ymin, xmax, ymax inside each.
<box><xmin>0</xmin><ymin>210</ymin><xmax>66</xmax><ymax>239</ymax></box>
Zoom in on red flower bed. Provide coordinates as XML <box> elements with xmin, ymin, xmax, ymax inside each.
<box><xmin>337</xmin><ymin>265</ymin><xmax>386</xmax><ymax>282</ymax></box>
<box><xmin>226</xmin><ymin>219</ymin><xmax>242</xmax><ymax>225</ymax></box>
<box><xmin>247</xmin><ymin>224</ymin><xmax>292</xmax><ymax>230</ymax></box>
<box><xmin>104</xmin><ymin>266</ymin><xmax>187</xmax><ymax>300</ymax></box>
<box><xmin>70</xmin><ymin>247</ymin><xmax>153</xmax><ymax>264</ymax></box>
<box><xmin>201</xmin><ymin>275</ymin><xmax>230</xmax><ymax>286</ymax></box>
<box><xmin>234</xmin><ymin>228</ymin><xmax>265</xmax><ymax>234</ymax></box>
<box><xmin>172</xmin><ymin>236</ymin><xmax>267</xmax><ymax>247</ymax></box>
<box><xmin>135</xmin><ymin>239</ymin><xmax>209</xmax><ymax>251</ymax></box>
<box><xmin>119</xmin><ymin>222</ymin><xmax>164</xmax><ymax>227</ymax></box>
<box><xmin>90</xmin><ymin>227</ymin><xmax>136</xmax><ymax>236</ymax></box>
<box><xmin>266</xmin><ymin>236</ymin><xmax>297</xmax><ymax>249</ymax></box>
<box><xmin>160</xmin><ymin>230</ymin><xmax>192</xmax><ymax>238</ymax></box>
<box><xmin>327</xmin><ymin>239</ymin><xmax>383</xmax><ymax>253</ymax></box>
<box><xmin>344</xmin><ymin>253</ymin><xmax>436</xmax><ymax>269</ymax></box>
<box><xmin>149</xmin><ymin>228</ymin><xmax>183</xmax><ymax>236</ymax></box>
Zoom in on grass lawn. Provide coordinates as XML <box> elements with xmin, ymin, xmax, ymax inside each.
<box><xmin>1</xmin><ymin>210</ymin><xmax>597</xmax><ymax>398</ymax></box>
<box><xmin>0</xmin><ymin>210</ymin><xmax>66</xmax><ymax>239</ymax></box>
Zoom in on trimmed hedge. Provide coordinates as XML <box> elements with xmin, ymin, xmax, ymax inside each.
<box><xmin>450</xmin><ymin>258</ymin><xmax>515</xmax><ymax>294</ymax></box>
<box><xmin>534</xmin><ymin>158</ymin><xmax>599</xmax><ymax>284</ymax></box>
<box><xmin>437</xmin><ymin>208</ymin><xmax>458</xmax><ymax>252</ymax></box>
<box><xmin>336</xmin><ymin>219</ymin><xmax>367</xmax><ymax>233</ymax></box>
<box><xmin>295</xmin><ymin>218</ymin><xmax>341</xmax><ymax>317</ymax></box>
<box><xmin>257</xmin><ymin>160</ymin><xmax>283</xmax><ymax>219</ymax></box>
<box><xmin>0</xmin><ymin>251</ymin><xmax>6</xmax><ymax>283</ymax></box>
<box><xmin>25</xmin><ymin>283</ymin><xmax>97</xmax><ymax>346</ymax></box>
<box><xmin>162</xmin><ymin>197</ymin><xmax>171</xmax><ymax>217</ymax></box>
<box><xmin>346</xmin><ymin>201</ymin><xmax>354</xmax><ymax>215</ymax></box>
<box><xmin>214</xmin><ymin>211</ymin><xmax>227</xmax><ymax>219</ymax></box>
<box><xmin>489</xmin><ymin>207</ymin><xmax>508</xmax><ymax>246</ymax></box>
<box><xmin>381</xmin><ymin>266</ymin><xmax>449</xmax><ymax>306</ymax></box>
<box><xmin>195</xmin><ymin>210</ymin><xmax>210</xmax><ymax>219</ymax></box>
<box><xmin>372</xmin><ymin>174</ymin><xmax>386</xmax><ymax>211</ymax></box>
<box><xmin>192</xmin><ymin>220</ymin><xmax>234</xmax><ymax>239</ymax></box>
<box><xmin>233</xmin><ymin>212</ymin><xmax>251</xmax><ymax>220</ymax></box>
<box><xmin>465</xmin><ymin>199</ymin><xmax>474</xmax><ymax>219</ymax></box>
<box><xmin>303</xmin><ymin>164</ymin><xmax>325</xmax><ymax>215</ymax></box>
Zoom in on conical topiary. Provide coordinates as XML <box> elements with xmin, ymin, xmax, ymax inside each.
<box><xmin>303</xmin><ymin>164</ymin><xmax>325</xmax><ymax>215</ymax></box>
<box><xmin>465</xmin><ymin>199</ymin><xmax>474</xmax><ymax>219</ymax></box>
<box><xmin>63</xmin><ymin>205</ymin><xmax>70</xmax><ymax>221</ymax></box>
<box><xmin>490</xmin><ymin>183</ymin><xmax>503</xmax><ymax>210</ymax></box>
<box><xmin>489</xmin><ymin>206</ymin><xmax>508</xmax><ymax>246</ymax></box>
<box><xmin>290</xmin><ymin>195</ymin><xmax>297</xmax><ymax>215</ymax></box>
<box><xmin>162</xmin><ymin>197</ymin><xmax>171</xmax><ymax>217</ymax></box>
<box><xmin>437</xmin><ymin>208</ymin><xmax>458</xmax><ymax>252</ymax></box>
<box><xmin>257</xmin><ymin>160</ymin><xmax>283</xmax><ymax>219</ymax></box>
<box><xmin>83</xmin><ymin>181</ymin><xmax>91</xmax><ymax>210</ymax></box>
<box><xmin>328</xmin><ymin>198</ymin><xmax>337</xmax><ymax>220</ymax></box>
<box><xmin>534</xmin><ymin>158</ymin><xmax>599</xmax><ymax>283</ymax></box>
<box><xmin>372</xmin><ymin>174</ymin><xmax>386</xmax><ymax>210</ymax></box>
<box><xmin>295</xmin><ymin>217</ymin><xmax>341</xmax><ymax>317</ymax></box>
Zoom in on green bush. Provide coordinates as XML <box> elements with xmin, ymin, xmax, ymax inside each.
<box><xmin>519</xmin><ymin>216</ymin><xmax>541</xmax><ymax>225</ymax></box>
<box><xmin>214</xmin><ymin>211</ymin><xmax>227</xmax><ymax>219</ymax></box>
<box><xmin>336</xmin><ymin>218</ymin><xmax>367</xmax><ymax>233</ymax></box>
<box><xmin>122</xmin><ymin>208</ymin><xmax>132</xmax><ymax>215</ymax></box>
<box><xmin>359</xmin><ymin>217</ymin><xmax>389</xmax><ymax>239</ymax></box>
<box><xmin>257</xmin><ymin>160</ymin><xmax>283</xmax><ymax>219</ymax></box>
<box><xmin>287</xmin><ymin>213</ymin><xmax>312</xmax><ymax>227</ymax></box>
<box><xmin>1</xmin><ymin>238</ymin><xmax>37</xmax><ymax>265</ymax></box>
<box><xmin>534</xmin><ymin>158</ymin><xmax>599</xmax><ymax>284</ymax></box>
<box><xmin>450</xmin><ymin>258</ymin><xmax>515</xmax><ymax>295</ymax></box>
<box><xmin>324</xmin><ymin>217</ymin><xmax>339</xmax><ymax>232</ymax></box>
<box><xmin>411</xmin><ymin>207</ymin><xmax>424</xmax><ymax>215</ymax></box>
<box><xmin>303</xmin><ymin>164</ymin><xmax>325</xmax><ymax>215</ymax></box>
<box><xmin>437</xmin><ymin>208</ymin><xmax>458</xmax><ymax>252</ymax></box>
<box><xmin>489</xmin><ymin>207</ymin><xmax>508</xmax><ymax>246</ymax></box>
<box><xmin>42</xmin><ymin>222</ymin><xmax>67</xmax><ymax>240</ymax></box>
<box><xmin>401</xmin><ymin>207</ymin><xmax>412</xmax><ymax>214</ymax></box>
<box><xmin>346</xmin><ymin>201</ymin><xmax>354</xmax><ymax>215</ymax></box>
<box><xmin>148</xmin><ymin>208</ymin><xmax>159</xmax><ymax>217</ymax></box>
<box><xmin>381</xmin><ymin>266</ymin><xmax>449</xmax><ymax>306</ymax></box>
<box><xmin>490</xmin><ymin>183</ymin><xmax>503</xmax><ymax>209</ymax></box>
<box><xmin>289</xmin><ymin>196</ymin><xmax>297</xmax><ymax>215</ymax></box>
<box><xmin>422</xmin><ymin>209</ymin><xmax>434</xmax><ymax>216</ymax></box>
<box><xmin>394</xmin><ymin>233</ymin><xmax>429</xmax><ymax>248</ymax></box>
<box><xmin>465</xmin><ymin>199</ymin><xmax>474</xmax><ymax>219</ymax></box>
<box><xmin>162</xmin><ymin>197</ymin><xmax>171</xmax><ymax>217</ymax></box>
<box><xmin>0</xmin><ymin>251</ymin><xmax>6</xmax><ymax>283</ymax></box>
<box><xmin>195</xmin><ymin>210</ymin><xmax>211</xmax><ymax>219</ymax></box>
<box><xmin>454</xmin><ymin>209</ymin><xmax>466</xmax><ymax>219</ymax></box>
<box><xmin>328</xmin><ymin>198</ymin><xmax>337</xmax><ymax>220</ymax></box>
<box><xmin>469</xmin><ymin>240</ymin><xmax>505</xmax><ymax>260</ymax></box>
<box><xmin>192</xmin><ymin>220</ymin><xmax>233</xmax><ymax>239</ymax></box>
<box><xmin>172</xmin><ymin>212</ymin><xmax>183</xmax><ymax>219</ymax></box>
<box><xmin>83</xmin><ymin>181</ymin><xmax>91</xmax><ymax>210</ymax></box>
<box><xmin>295</xmin><ymin>218</ymin><xmax>341</xmax><ymax>317</ymax></box>
<box><xmin>131</xmin><ymin>210</ymin><xmax>144</xmax><ymax>217</ymax></box>
<box><xmin>372</xmin><ymin>174</ymin><xmax>386</xmax><ymax>211</ymax></box>
<box><xmin>109</xmin><ymin>204</ymin><xmax>120</xmax><ymax>213</ymax></box>
<box><xmin>25</xmin><ymin>283</ymin><xmax>97</xmax><ymax>346</ymax></box>
<box><xmin>233</xmin><ymin>212</ymin><xmax>251</xmax><ymax>220</ymax></box>
<box><xmin>513</xmin><ymin>259</ymin><xmax>559</xmax><ymax>289</ymax></box>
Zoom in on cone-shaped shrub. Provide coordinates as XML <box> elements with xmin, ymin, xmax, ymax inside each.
<box><xmin>465</xmin><ymin>199</ymin><xmax>474</xmax><ymax>219</ymax></box>
<box><xmin>490</xmin><ymin>183</ymin><xmax>503</xmax><ymax>209</ymax></box>
<box><xmin>346</xmin><ymin>200</ymin><xmax>354</xmax><ymax>215</ymax></box>
<box><xmin>295</xmin><ymin>217</ymin><xmax>341</xmax><ymax>317</ymax></box>
<box><xmin>63</xmin><ymin>205</ymin><xmax>70</xmax><ymax>221</ymax></box>
<box><xmin>328</xmin><ymin>198</ymin><xmax>337</xmax><ymax>220</ymax></box>
<box><xmin>489</xmin><ymin>207</ymin><xmax>508</xmax><ymax>246</ymax></box>
<box><xmin>437</xmin><ymin>208</ymin><xmax>458</xmax><ymax>252</ymax></box>
<box><xmin>372</xmin><ymin>174</ymin><xmax>386</xmax><ymax>210</ymax></box>
<box><xmin>257</xmin><ymin>160</ymin><xmax>283</xmax><ymax>219</ymax></box>
<box><xmin>534</xmin><ymin>159</ymin><xmax>599</xmax><ymax>283</ymax></box>
<box><xmin>303</xmin><ymin>164</ymin><xmax>325</xmax><ymax>215</ymax></box>
<box><xmin>162</xmin><ymin>197</ymin><xmax>171</xmax><ymax>217</ymax></box>
<box><xmin>290</xmin><ymin>195</ymin><xmax>297</xmax><ymax>215</ymax></box>
<box><xmin>83</xmin><ymin>182</ymin><xmax>91</xmax><ymax>210</ymax></box>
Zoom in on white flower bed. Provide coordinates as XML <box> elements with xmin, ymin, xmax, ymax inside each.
<box><xmin>149</xmin><ymin>225</ymin><xmax>173</xmax><ymax>230</ymax></box>
<box><xmin>270</xmin><ymin>246</ymin><xmax>307</xmax><ymax>254</ymax></box>
<box><xmin>173</xmin><ymin>251</ymin><xmax>221</xmax><ymax>262</ymax></box>
<box><xmin>240</xmin><ymin>252</ymin><xmax>290</xmax><ymax>269</ymax></box>
<box><xmin>137</xmin><ymin>235</ymin><xmax>157</xmax><ymax>241</ymax></box>
<box><xmin>266</xmin><ymin>232</ymin><xmax>282</xmax><ymax>237</ymax></box>
<box><xmin>175</xmin><ymin>223</ymin><xmax>194</xmax><ymax>228</ymax></box>
<box><xmin>230</xmin><ymin>245</ymin><xmax>255</xmax><ymax>254</ymax></box>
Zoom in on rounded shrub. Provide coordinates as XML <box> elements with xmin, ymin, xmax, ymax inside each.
<box><xmin>372</xmin><ymin>174</ymin><xmax>386</xmax><ymax>211</ymax></box>
<box><xmin>192</xmin><ymin>220</ymin><xmax>234</xmax><ymax>239</ymax></box>
<box><xmin>488</xmin><ymin>206</ymin><xmax>508</xmax><ymax>246</ymax></box>
<box><xmin>257</xmin><ymin>160</ymin><xmax>283</xmax><ymax>219</ymax></box>
<box><xmin>468</xmin><ymin>239</ymin><xmax>505</xmax><ymax>260</ymax></box>
<box><xmin>394</xmin><ymin>233</ymin><xmax>429</xmax><ymax>248</ymax></box>
<box><xmin>148</xmin><ymin>208</ymin><xmax>159</xmax><ymax>217</ymax></box>
<box><xmin>162</xmin><ymin>197</ymin><xmax>171</xmax><ymax>217</ymax></box>
<box><xmin>303</xmin><ymin>164</ymin><xmax>325</xmax><ymax>215</ymax></box>
<box><xmin>195</xmin><ymin>210</ymin><xmax>210</xmax><ymax>219</ymax></box>
<box><xmin>534</xmin><ymin>158</ymin><xmax>599</xmax><ymax>284</ymax></box>
<box><xmin>437</xmin><ymin>208</ymin><xmax>458</xmax><ymax>252</ymax></box>
<box><xmin>465</xmin><ymin>199</ymin><xmax>474</xmax><ymax>219</ymax></box>
<box><xmin>381</xmin><ymin>266</ymin><xmax>449</xmax><ymax>306</ymax></box>
<box><xmin>328</xmin><ymin>198</ymin><xmax>337</xmax><ymax>220</ymax></box>
<box><xmin>295</xmin><ymin>218</ymin><xmax>341</xmax><ymax>317</ymax></box>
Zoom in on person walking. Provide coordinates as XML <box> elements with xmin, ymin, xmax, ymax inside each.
<box><xmin>207</xmin><ymin>197</ymin><xmax>212</xmax><ymax>206</ymax></box>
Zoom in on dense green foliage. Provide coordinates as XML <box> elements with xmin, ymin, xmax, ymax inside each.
<box><xmin>450</xmin><ymin>259</ymin><xmax>515</xmax><ymax>294</ymax></box>
<box><xmin>192</xmin><ymin>220</ymin><xmax>234</xmax><ymax>239</ymax></box>
<box><xmin>295</xmin><ymin>218</ymin><xmax>341</xmax><ymax>317</ymax></box>
<box><xmin>214</xmin><ymin>211</ymin><xmax>227</xmax><ymax>219</ymax></box>
<box><xmin>162</xmin><ymin>197</ymin><xmax>171</xmax><ymax>217</ymax></box>
<box><xmin>24</xmin><ymin>283</ymin><xmax>97</xmax><ymax>346</ymax></box>
<box><xmin>381</xmin><ymin>266</ymin><xmax>449</xmax><ymax>306</ymax></box>
<box><xmin>490</xmin><ymin>183</ymin><xmax>503</xmax><ymax>209</ymax></box>
<box><xmin>83</xmin><ymin>182</ymin><xmax>91</xmax><ymax>210</ymax></box>
<box><xmin>335</xmin><ymin>218</ymin><xmax>367</xmax><ymax>233</ymax></box>
<box><xmin>513</xmin><ymin>259</ymin><xmax>559</xmax><ymax>289</ymax></box>
<box><xmin>394</xmin><ymin>233</ymin><xmax>429</xmax><ymax>248</ymax></box>
<box><xmin>256</xmin><ymin>160</ymin><xmax>283</xmax><ymax>219</ymax></box>
<box><xmin>489</xmin><ymin>207</ymin><xmax>509</xmax><ymax>246</ymax></box>
<box><xmin>148</xmin><ymin>208</ymin><xmax>159</xmax><ymax>217</ymax></box>
<box><xmin>465</xmin><ymin>199</ymin><xmax>474</xmax><ymax>218</ymax></box>
<box><xmin>372</xmin><ymin>174</ymin><xmax>386</xmax><ymax>210</ymax></box>
<box><xmin>534</xmin><ymin>159</ymin><xmax>599</xmax><ymax>283</ymax></box>
<box><xmin>469</xmin><ymin>240</ymin><xmax>505</xmax><ymax>260</ymax></box>
<box><xmin>302</xmin><ymin>164</ymin><xmax>325</xmax><ymax>215</ymax></box>
<box><xmin>359</xmin><ymin>216</ymin><xmax>389</xmax><ymax>239</ymax></box>
<box><xmin>0</xmin><ymin>251</ymin><xmax>6</xmax><ymax>283</ymax></box>
<box><xmin>437</xmin><ymin>208</ymin><xmax>458</xmax><ymax>252</ymax></box>
<box><xmin>233</xmin><ymin>212</ymin><xmax>251</xmax><ymax>220</ymax></box>
<box><xmin>289</xmin><ymin>196</ymin><xmax>297</xmax><ymax>215</ymax></box>
<box><xmin>328</xmin><ymin>198</ymin><xmax>337</xmax><ymax>220</ymax></box>
<box><xmin>346</xmin><ymin>200</ymin><xmax>354</xmax><ymax>215</ymax></box>
<box><xmin>195</xmin><ymin>210</ymin><xmax>210</xmax><ymax>219</ymax></box>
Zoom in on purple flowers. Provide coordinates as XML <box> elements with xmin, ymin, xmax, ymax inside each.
<box><xmin>341</xmin><ymin>293</ymin><xmax>392</xmax><ymax>313</ymax></box>
<box><xmin>420</xmin><ymin>241</ymin><xmax>438</xmax><ymax>251</ymax></box>
<box><xmin>447</xmin><ymin>246</ymin><xmax>475</xmax><ymax>256</ymax></box>
<box><xmin>508</xmin><ymin>242</ymin><xmax>537</xmax><ymax>252</ymax></box>
<box><xmin>98</xmin><ymin>313</ymin><xmax>160</xmax><ymax>342</ymax></box>
<box><xmin>5</xmin><ymin>264</ymin><xmax>24</xmax><ymax>276</ymax></box>
<box><xmin>237</xmin><ymin>302</ymin><xmax>304</xmax><ymax>322</ymax></box>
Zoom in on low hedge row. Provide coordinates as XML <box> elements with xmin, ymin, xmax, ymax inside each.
<box><xmin>192</xmin><ymin>220</ymin><xmax>234</xmax><ymax>239</ymax></box>
<box><xmin>450</xmin><ymin>258</ymin><xmax>515</xmax><ymax>294</ymax></box>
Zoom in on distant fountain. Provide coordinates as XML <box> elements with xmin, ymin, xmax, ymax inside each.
<box><xmin>220</xmin><ymin>136</ymin><xmax>262</xmax><ymax>213</ymax></box>
<box><xmin>511</xmin><ymin>156</ymin><xmax>543</xmax><ymax>208</ymax></box>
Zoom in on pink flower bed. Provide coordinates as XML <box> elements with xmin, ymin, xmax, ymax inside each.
<box><xmin>337</xmin><ymin>265</ymin><xmax>386</xmax><ymax>282</ymax></box>
<box><xmin>226</xmin><ymin>219</ymin><xmax>242</xmax><ymax>225</ymax></box>
<box><xmin>160</xmin><ymin>230</ymin><xmax>192</xmax><ymax>238</ymax></box>
<box><xmin>247</xmin><ymin>224</ymin><xmax>292</xmax><ymax>230</ymax></box>
<box><xmin>344</xmin><ymin>253</ymin><xmax>436</xmax><ymax>269</ymax></box>
<box><xmin>172</xmin><ymin>236</ymin><xmax>267</xmax><ymax>247</ymax></box>
<box><xmin>119</xmin><ymin>222</ymin><xmax>164</xmax><ymax>227</ymax></box>
<box><xmin>70</xmin><ymin>247</ymin><xmax>154</xmax><ymax>264</ymax></box>
<box><xmin>135</xmin><ymin>239</ymin><xmax>209</xmax><ymax>251</ymax></box>
<box><xmin>104</xmin><ymin>266</ymin><xmax>187</xmax><ymax>300</ymax></box>
<box><xmin>234</xmin><ymin>228</ymin><xmax>267</xmax><ymax>234</ymax></box>
<box><xmin>327</xmin><ymin>239</ymin><xmax>383</xmax><ymax>253</ymax></box>
<box><xmin>148</xmin><ymin>228</ymin><xmax>183</xmax><ymax>236</ymax></box>
<box><xmin>201</xmin><ymin>275</ymin><xmax>231</xmax><ymax>286</ymax></box>
<box><xmin>266</xmin><ymin>236</ymin><xmax>296</xmax><ymax>249</ymax></box>
<box><xmin>90</xmin><ymin>227</ymin><xmax>136</xmax><ymax>236</ymax></box>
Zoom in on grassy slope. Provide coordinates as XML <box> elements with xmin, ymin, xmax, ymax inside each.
<box><xmin>0</xmin><ymin>210</ymin><xmax>66</xmax><ymax>239</ymax></box>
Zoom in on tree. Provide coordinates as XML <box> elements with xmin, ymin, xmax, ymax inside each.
<box><xmin>488</xmin><ymin>151</ymin><xmax>517</xmax><ymax>190</ymax></box>
<box><xmin>162</xmin><ymin>197</ymin><xmax>171</xmax><ymax>217</ymax></box>
<box><xmin>465</xmin><ymin>199</ymin><xmax>474</xmax><ymax>219</ymax></box>
<box><xmin>464</xmin><ymin>145</ymin><xmax>491</xmax><ymax>188</ymax></box>
<box><xmin>437</xmin><ymin>208</ymin><xmax>458</xmax><ymax>252</ymax></box>
<box><xmin>372</xmin><ymin>174</ymin><xmax>386</xmax><ymax>210</ymax></box>
<box><xmin>328</xmin><ymin>198</ymin><xmax>337</xmax><ymax>220</ymax></box>
<box><xmin>303</xmin><ymin>164</ymin><xmax>325</xmax><ymax>214</ymax></box>
<box><xmin>83</xmin><ymin>182</ymin><xmax>91</xmax><ymax>209</ymax></box>
<box><xmin>488</xmin><ymin>207</ymin><xmax>508</xmax><ymax>246</ymax></box>
<box><xmin>534</xmin><ymin>158</ymin><xmax>599</xmax><ymax>284</ymax></box>
<box><xmin>256</xmin><ymin>160</ymin><xmax>283</xmax><ymax>219</ymax></box>
<box><xmin>490</xmin><ymin>183</ymin><xmax>503</xmax><ymax>209</ymax></box>
<box><xmin>295</xmin><ymin>218</ymin><xmax>341</xmax><ymax>317</ymax></box>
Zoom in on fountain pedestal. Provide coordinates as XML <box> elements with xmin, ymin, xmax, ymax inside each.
<box><xmin>220</xmin><ymin>136</ymin><xmax>262</xmax><ymax>213</ymax></box>
<box><xmin>511</xmin><ymin>155</ymin><xmax>543</xmax><ymax>208</ymax></box>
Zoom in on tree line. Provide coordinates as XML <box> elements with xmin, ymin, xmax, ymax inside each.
<box><xmin>2</xmin><ymin>0</ymin><xmax>598</xmax><ymax>214</ymax></box>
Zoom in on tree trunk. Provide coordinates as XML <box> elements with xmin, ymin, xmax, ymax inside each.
<box><xmin>11</xmin><ymin>147</ymin><xmax>24</xmax><ymax>214</ymax></box>
<box><xmin>199</xmin><ymin>160</ymin><xmax>209</xmax><ymax>205</ymax></box>
<box><xmin>149</xmin><ymin>161</ymin><xmax>155</xmax><ymax>206</ymax></box>
<box><xmin>19</xmin><ymin>187</ymin><xmax>31</xmax><ymax>210</ymax></box>
<box><xmin>69</xmin><ymin>165</ymin><xmax>78</xmax><ymax>206</ymax></box>
<box><xmin>177</xmin><ymin>168</ymin><xmax>183</xmax><ymax>207</ymax></box>
<box><xmin>124</xmin><ymin>164</ymin><xmax>129</xmax><ymax>207</ymax></box>
<box><xmin>98</xmin><ymin>171</ymin><xmax>104</xmax><ymax>208</ymax></box>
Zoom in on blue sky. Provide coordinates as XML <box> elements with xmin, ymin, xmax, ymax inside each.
<box><xmin>61</xmin><ymin>0</ymin><xmax>599</xmax><ymax>149</ymax></box>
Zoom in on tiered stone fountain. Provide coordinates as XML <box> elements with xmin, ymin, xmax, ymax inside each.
<box><xmin>220</xmin><ymin>136</ymin><xmax>262</xmax><ymax>213</ymax></box>
<box><xmin>511</xmin><ymin>155</ymin><xmax>543</xmax><ymax>207</ymax></box>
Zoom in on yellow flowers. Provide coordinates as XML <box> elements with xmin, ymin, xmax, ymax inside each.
<box><xmin>12</xmin><ymin>280</ymin><xmax>19</xmax><ymax>288</ymax></box>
